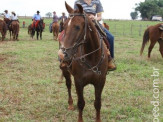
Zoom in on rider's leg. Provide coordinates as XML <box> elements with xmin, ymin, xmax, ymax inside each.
<box><xmin>103</xmin><ymin>28</ymin><xmax>114</xmax><ymax>58</ymax></box>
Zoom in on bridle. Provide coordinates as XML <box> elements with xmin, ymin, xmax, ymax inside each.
<box><xmin>61</xmin><ymin>12</ymin><xmax>105</xmax><ymax>74</ymax></box>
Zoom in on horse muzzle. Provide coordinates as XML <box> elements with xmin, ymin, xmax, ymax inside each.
<box><xmin>58</xmin><ymin>49</ymin><xmax>72</xmax><ymax>61</ymax></box>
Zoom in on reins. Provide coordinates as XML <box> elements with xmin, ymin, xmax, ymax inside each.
<box><xmin>61</xmin><ymin>12</ymin><xmax>105</xmax><ymax>74</ymax></box>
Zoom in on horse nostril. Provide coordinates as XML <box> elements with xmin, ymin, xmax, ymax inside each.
<box><xmin>63</xmin><ymin>52</ymin><xmax>68</xmax><ymax>58</ymax></box>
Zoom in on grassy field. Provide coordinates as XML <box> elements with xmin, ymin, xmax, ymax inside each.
<box><xmin>0</xmin><ymin>19</ymin><xmax>163</xmax><ymax>122</ymax></box>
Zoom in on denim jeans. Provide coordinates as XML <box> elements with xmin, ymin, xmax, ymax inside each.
<box><xmin>103</xmin><ymin>28</ymin><xmax>114</xmax><ymax>58</ymax></box>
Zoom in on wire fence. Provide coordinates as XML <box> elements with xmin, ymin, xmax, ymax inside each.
<box><xmin>109</xmin><ymin>24</ymin><xmax>150</xmax><ymax>37</ymax></box>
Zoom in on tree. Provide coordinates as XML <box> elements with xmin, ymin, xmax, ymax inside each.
<box><xmin>134</xmin><ymin>0</ymin><xmax>163</xmax><ymax>20</ymax></box>
<box><xmin>45</xmin><ymin>12</ymin><xmax>52</xmax><ymax>18</ymax></box>
<box><xmin>130</xmin><ymin>11</ymin><xmax>138</xmax><ymax>20</ymax></box>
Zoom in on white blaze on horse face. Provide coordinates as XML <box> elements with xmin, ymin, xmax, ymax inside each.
<box><xmin>68</xmin><ymin>17</ymin><xmax>73</xmax><ymax>27</ymax></box>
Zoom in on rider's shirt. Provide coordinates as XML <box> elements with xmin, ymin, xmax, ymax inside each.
<box><xmin>59</xmin><ymin>16</ymin><xmax>68</xmax><ymax>21</ymax></box>
<box><xmin>53</xmin><ymin>14</ymin><xmax>59</xmax><ymax>22</ymax></box>
<box><xmin>4</xmin><ymin>13</ymin><xmax>10</xmax><ymax>19</ymax></box>
<box><xmin>74</xmin><ymin>0</ymin><xmax>104</xmax><ymax>15</ymax></box>
<box><xmin>33</xmin><ymin>14</ymin><xmax>41</xmax><ymax>21</ymax></box>
<box><xmin>10</xmin><ymin>14</ymin><xmax>18</xmax><ymax>20</ymax></box>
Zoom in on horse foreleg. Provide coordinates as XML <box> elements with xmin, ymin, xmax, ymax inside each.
<box><xmin>75</xmin><ymin>79</ymin><xmax>85</xmax><ymax>122</ymax></box>
<box><xmin>158</xmin><ymin>39</ymin><xmax>163</xmax><ymax>58</ymax></box>
<box><xmin>60</xmin><ymin>66</ymin><xmax>74</xmax><ymax>110</ymax></box>
<box><xmin>94</xmin><ymin>80</ymin><xmax>105</xmax><ymax>122</ymax></box>
<box><xmin>148</xmin><ymin>40</ymin><xmax>157</xmax><ymax>58</ymax></box>
<box><xmin>40</xmin><ymin>31</ymin><xmax>42</xmax><ymax>40</ymax></box>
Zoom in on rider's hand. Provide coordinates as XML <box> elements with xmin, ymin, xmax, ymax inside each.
<box><xmin>89</xmin><ymin>14</ymin><xmax>96</xmax><ymax>20</ymax></box>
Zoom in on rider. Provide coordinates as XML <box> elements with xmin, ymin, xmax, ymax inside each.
<box><xmin>74</xmin><ymin>0</ymin><xmax>116</xmax><ymax>71</ymax></box>
<box><xmin>32</xmin><ymin>11</ymin><xmax>41</xmax><ymax>30</ymax></box>
<box><xmin>49</xmin><ymin>11</ymin><xmax>59</xmax><ymax>33</ymax></box>
<box><xmin>8</xmin><ymin>11</ymin><xmax>19</xmax><ymax>27</ymax></box>
<box><xmin>59</xmin><ymin>12</ymin><xmax>68</xmax><ymax>32</ymax></box>
<box><xmin>10</xmin><ymin>11</ymin><xmax>19</xmax><ymax>21</ymax></box>
<box><xmin>3</xmin><ymin>10</ymin><xmax>10</xmax><ymax>19</ymax></box>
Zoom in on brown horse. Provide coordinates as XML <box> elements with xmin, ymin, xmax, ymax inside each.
<box><xmin>0</xmin><ymin>19</ymin><xmax>7</xmax><ymax>41</ymax></box>
<box><xmin>103</xmin><ymin>23</ymin><xmax>109</xmax><ymax>30</ymax></box>
<box><xmin>140</xmin><ymin>23</ymin><xmax>163</xmax><ymax>58</ymax></box>
<box><xmin>9</xmin><ymin>21</ymin><xmax>19</xmax><ymax>41</ymax></box>
<box><xmin>52</xmin><ymin>22</ymin><xmax>59</xmax><ymax>40</ymax></box>
<box><xmin>58</xmin><ymin>2</ymin><xmax>108</xmax><ymax>122</ymax></box>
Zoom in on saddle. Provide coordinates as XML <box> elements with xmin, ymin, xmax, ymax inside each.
<box><xmin>93</xmin><ymin>20</ymin><xmax>110</xmax><ymax>49</ymax></box>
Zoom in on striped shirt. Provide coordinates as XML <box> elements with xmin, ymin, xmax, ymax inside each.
<box><xmin>74</xmin><ymin>0</ymin><xmax>104</xmax><ymax>15</ymax></box>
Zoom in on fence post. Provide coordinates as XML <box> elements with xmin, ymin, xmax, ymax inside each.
<box><xmin>114</xmin><ymin>24</ymin><xmax>117</xmax><ymax>35</ymax></box>
<box><xmin>139</xmin><ymin>24</ymin><xmax>142</xmax><ymax>36</ymax></box>
<box><xmin>123</xmin><ymin>24</ymin><xmax>125</xmax><ymax>36</ymax></box>
<box><xmin>130</xmin><ymin>24</ymin><xmax>133</xmax><ymax>36</ymax></box>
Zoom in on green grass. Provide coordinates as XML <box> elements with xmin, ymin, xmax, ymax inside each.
<box><xmin>0</xmin><ymin>19</ymin><xmax>163</xmax><ymax>122</ymax></box>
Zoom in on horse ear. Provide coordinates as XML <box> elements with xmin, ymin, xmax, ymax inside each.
<box><xmin>76</xmin><ymin>4</ymin><xmax>83</xmax><ymax>14</ymax></box>
<box><xmin>65</xmin><ymin>2</ymin><xmax>74</xmax><ymax>14</ymax></box>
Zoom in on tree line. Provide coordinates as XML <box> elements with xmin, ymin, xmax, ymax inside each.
<box><xmin>130</xmin><ymin>0</ymin><xmax>163</xmax><ymax>20</ymax></box>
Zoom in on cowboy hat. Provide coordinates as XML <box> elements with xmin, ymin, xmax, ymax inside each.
<box><xmin>11</xmin><ymin>11</ymin><xmax>15</xmax><ymax>14</ymax></box>
<box><xmin>4</xmin><ymin>10</ymin><xmax>8</xmax><ymax>12</ymax></box>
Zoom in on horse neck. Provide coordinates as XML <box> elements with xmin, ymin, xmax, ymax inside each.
<box><xmin>83</xmin><ymin>21</ymin><xmax>101</xmax><ymax>59</ymax></box>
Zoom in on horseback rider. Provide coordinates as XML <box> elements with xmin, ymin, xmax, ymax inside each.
<box><xmin>59</xmin><ymin>12</ymin><xmax>68</xmax><ymax>32</ymax></box>
<box><xmin>2</xmin><ymin>10</ymin><xmax>10</xmax><ymax>28</ymax></box>
<box><xmin>32</xmin><ymin>11</ymin><xmax>42</xmax><ymax>30</ymax></box>
<box><xmin>49</xmin><ymin>11</ymin><xmax>59</xmax><ymax>33</ymax></box>
<box><xmin>3</xmin><ymin>10</ymin><xmax>10</xmax><ymax>20</ymax></box>
<box><xmin>8</xmin><ymin>11</ymin><xmax>19</xmax><ymax>28</ymax></box>
<box><xmin>74</xmin><ymin>0</ymin><xmax>116</xmax><ymax>71</ymax></box>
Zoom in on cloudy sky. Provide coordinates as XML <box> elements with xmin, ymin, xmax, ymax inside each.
<box><xmin>0</xmin><ymin>0</ymin><xmax>145</xmax><ymax>19</ymax></box>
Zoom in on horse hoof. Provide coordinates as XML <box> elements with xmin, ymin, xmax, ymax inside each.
<box><xmin>68</xmin><ymin>105</ymin><xmax>74</xmax><ymax>110</ymax></box>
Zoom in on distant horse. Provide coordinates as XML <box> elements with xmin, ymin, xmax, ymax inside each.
<box><xmin>59</xmin><ymin>17</ymin><xmax>66</xmax><ymax>32</ymax></box>
<box><xmin>28</xmin><ymin>24</ymin><xmax>35</xmax><ymax>38</ymax></box>
<box><xmin>34</xmin><ymin>19</ymin><xmax>44</xmax><ymax>40</ymax></box>
<box><xmin>140</xmin><ymin>23</ymin><xmax>163</xmax><ymax>58</ymax></box>
<box><xmin>52</xmin><ymin>22</ymin><xmax>59</xmax><ymax>40</ymax></box>
<box><xmin>9</xmin><ymin>21</ymin><xmax>19</xmax><ymax>41</ymax></box>
<box><xmin>58</xmin><ymin>2</ymin><xmax>108</xmax><ymax>122</ymax></box>
<box><xmin>4</xmin><ymin>18</ymin><xmax>10</xmax><ymax>29</ymax></box>
<box><xmin>0</xmin><ymin>19</ymin><xmax>7</xmax><ymax>41</ymax></box>
<box><xmin>103</xmin><ymin>23</ymin><xmax>109</xmax><ymax>30</ymax></box>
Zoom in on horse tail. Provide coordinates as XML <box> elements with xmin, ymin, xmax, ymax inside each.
<box><xmin>140</xmin><ymin>28</ymin><xmax>150</xmax><ymax>56</ymax></box>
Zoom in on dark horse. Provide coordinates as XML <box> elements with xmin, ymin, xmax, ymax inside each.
<box><xmin>32</xmin><ymin>19</ymin><xmax>44</xmax><ymax>40</ymax></box>
<box><xmin>0</xmin><ymin>19</ymin><xmax>7</xmax><ymax>41</ymax></box>
<box><xmin>58</xmin><ymin>2</ymin><xmax>108</xmax><ymax>122</ymax></box>
<box><xmin>59</xmin><ymin>17</ymin><xmax>66</xmax><ymax>32</ymax></box>
<box><xmin>140</xmin><ymin>23</ymin><xmax>163</xmax><ymax>58</ymax></box>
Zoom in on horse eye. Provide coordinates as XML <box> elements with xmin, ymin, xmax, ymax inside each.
<box><xmin>75</xmin><ymin>26</ymin><xmax>80</xmax><ymax>30</ymax></box>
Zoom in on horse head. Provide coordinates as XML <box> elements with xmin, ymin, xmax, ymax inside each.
<box><xmin>59</xmin><ymin>2</ymin><xmax>93</xmax><ymax>61</ymax></box>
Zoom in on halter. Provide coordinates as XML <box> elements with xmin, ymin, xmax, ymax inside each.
<box><xmin>61</xmin><ymin>12</ymin><xmax>105</xmax><ymax>74</ymax></box>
